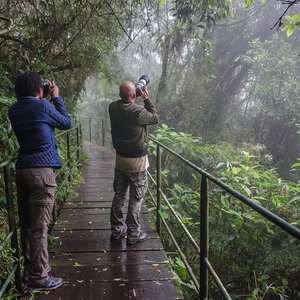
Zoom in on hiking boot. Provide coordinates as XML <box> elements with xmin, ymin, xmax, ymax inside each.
<box><xmin>27</xmin><ymin>276</ymin><xmax>63</xmax><ymax>292</ymax></box>
<box><xmin>127</xmin><ymin>232</ymin><xmax>147</xmax><ymax>245</ymax></box>
<box><xmin>110</xmin><ymin>230</ymin><xmax>127</xmax><ymax>241</ymax></box>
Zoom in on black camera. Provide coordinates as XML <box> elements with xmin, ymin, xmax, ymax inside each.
<box><xmin>135</xmin><ymin>75</ymin><xmax>150</xmax><ymax>97</ymax></box>
<box><xmin>42</xmin><ymin>80</ymin><xmax>50</xmax><ymax>98</ymax></box>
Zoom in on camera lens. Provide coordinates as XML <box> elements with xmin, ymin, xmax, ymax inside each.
<box><xmin>42</xmin><ymin>80</ymin><xmax>50</xmax><ymax>98</ymax></box>
<box><xmin>135</xmin><ymin>75</ymin><xmax>150</xmax><ymax>96</ymax></box>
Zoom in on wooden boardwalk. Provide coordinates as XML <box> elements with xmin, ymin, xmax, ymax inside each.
<box><xmin>36</xmin><ymin>142</ymin><xmax>182</xmax><ymax>300</ymax></box>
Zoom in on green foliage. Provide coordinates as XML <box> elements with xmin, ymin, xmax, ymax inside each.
<box><xmin>148</xmin><ymin>125</ymin><xmax>300</xmax><ymax>299</ymax></box>
<box><xmin>282</xmin><ymin>14</ymin><xmax>300</xmax><ymax>37</ymax></box>
<box><xmin>173</xmin><ymin>0</ymin><xmax>232</xmax><ymax>25</ymax></box>
<box><xmin>0</xmin><ymin>98</ymin><xmax>18</xmax><ymax>161</ymax></box>
<box><xmin>242</xmin><ymin>35</ymin><xmax>300</xmax><ymax>175</ymax></box>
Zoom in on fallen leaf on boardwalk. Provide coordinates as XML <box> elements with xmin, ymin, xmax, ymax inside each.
<box><xmin>156</xmin><ymin>269</ymin><xmax>161</xmax><ymax>273</ymax></box>
<box><xmin>77</xmin><ymin>280</ymin><xmax>83</xmax><ymax>283</ymax></box>
<box><xmin>144</xmin><ymin>260</ymin><xmax>155</xmax><ymax>263</ymax></box>
<box><xmin>88</xmin><ymin>221</ymin><xmax>92</xmax><ymax>225</ymax></box>
<box><xmin>94</xmin><ymin>268</ymin><xmax>98</xmax><ymax>271</ymax></box>
<box><xmin>133</xmin><ymin>289</ymin><xmax>136</xmax><ymax>297</ymax></box>
<box><xmin>118</xmin><ymin>283</ymin><xmax>125</xmax><ymax>286</ymax></box>
<box><xmin>102</xmin><ymin>268</ymin><xmax>108</xmax><ymax>272</ymax></box>
<box><xmin>114</xmin><ymin>278</ymin><xmax>122</xmax><ymax>281</ymax></box>
<box><xmin>103</xmin><ymin>250</ymin><xmax>106</xmax><ymax>253</ymax></box>
<box><xmin>74</xmin><ymin>262</ymin><xmax>83</xmax><ymax>267</ymax></box>
<box><xmin>152</xmin><ymin>263</ymin><xmax>159</xmax><ymax>266</ymax></box>
<box><xmin>153</xmin><ymin>281</ymin><xmax>163</xmax><ymax>286</ymax></box>
<box><xmin>96</xmin><ymin>258</ymin><xmax>101</xmax><ymax>261</ymax></box>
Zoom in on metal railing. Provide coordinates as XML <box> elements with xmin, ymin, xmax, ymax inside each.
<box><xmin>52</xmin><ymin>123</ymin><xmax>83</xmax><ymax>222</ymax></box>
<box><xmin>0</xmin><ymin>123</ymin><xmax>83</xmax><ymax>297</ymax></box>
<box><xmin>77</xmin><ymin>116</ymin><xmax>111</xmax><ymax>147</ymax></box>
<box><xmin>0</xmin><ymin>160</ymin><xmax>22</xmax><ymax>298</ymax></box>
<box><xmin>148</xmin><ymin>137</ymin><xmax>300</xmax><ymax>300</ymax></box>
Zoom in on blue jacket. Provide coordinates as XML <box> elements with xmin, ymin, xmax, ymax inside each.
<box><xmin>8</xmin><ymin>96</ymin><xmax>71</xmax><ymax>169</ymax></box>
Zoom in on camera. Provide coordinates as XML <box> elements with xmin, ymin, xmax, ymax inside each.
<box><xmin>135</xmin><ymin>75</ymin><xmax>150</xmax><ymax>97</ymax></box>
<box><xmin>42</xmin><ymin>80</ymin><xmax>50</xmax><ymax>98</ymax></box>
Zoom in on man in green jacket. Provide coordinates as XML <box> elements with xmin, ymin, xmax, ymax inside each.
<box><xmin>109</xmin><ymin>81</ymin><xmax>158</xmax><ymax>245</ymax></box>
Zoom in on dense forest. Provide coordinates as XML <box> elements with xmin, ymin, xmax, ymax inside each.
<box><xmin>1</xmin><ymin>0</ymin><xmax>300</xmax><ymax>299</ymax></box>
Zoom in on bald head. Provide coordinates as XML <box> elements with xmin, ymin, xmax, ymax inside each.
<box><xmin>119</xmin><ymin>81</ymin><xmax>136</xmax><ymax>102</ymax></box>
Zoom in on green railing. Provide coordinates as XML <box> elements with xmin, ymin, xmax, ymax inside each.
<box><xmin>0</xmin><ymin>123</ymin><xmax>82</xmax><ymax>297</ymax></box>
<box><xmin>148</xmin><ymin>137</ymin><xmax>300</xmax><ymax>300</ymax></box>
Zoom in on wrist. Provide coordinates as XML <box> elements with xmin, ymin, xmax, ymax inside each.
<box><xmin>51</xmin><ymin>95</ymin><xmax>60</xmax><ymax>101</ymax></box>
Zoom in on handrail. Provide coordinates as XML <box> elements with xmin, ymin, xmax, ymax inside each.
<box><xmin>0</xmin><ymin>123</ymin><xmax>83</xmax><ymax>296</ymax></box>
<box><xmin>149</xmin><ymin>137</ymin><xmax>300</xmax><ymax>240</ymax></box>
<box><xmin>148</xmin><ymin>136</ymin><xmax>300</xmax><ymax>299</ymax></box>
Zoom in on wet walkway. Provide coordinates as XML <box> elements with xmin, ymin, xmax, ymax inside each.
<box><xmin>37</xmin><ymin>142</ymin><xmax>182</xmax><ymax>299</ymax></box>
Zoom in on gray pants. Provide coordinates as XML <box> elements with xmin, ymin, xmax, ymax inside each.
<box><xmin>110</xmin><ymin>169</ymin><xmax>148</xmax><ymax>239</ymax></box>
<box><xmin>16</xmin><ymin>168</ymin><xmax>56</xmax><ymax>285</ymax></box>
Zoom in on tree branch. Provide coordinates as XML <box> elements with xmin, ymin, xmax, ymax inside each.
<box><xmin>0</xmin><ymin>34</ymin><xmax>33</xmax><ymax>50</ymax></box>
<box><xmin>0</xmin><ymin>15</ymin><xmax>13</xmax><ymax>35</ymax></box>
<box><xmin>271</xmin><ymin>0</ymin><xmax>300</xmax><ymax>30</ymax></box>
<box><xmin>105</xmin><ymin>0</ymin><xmax>134</xmax><ymax>44</ymax></box>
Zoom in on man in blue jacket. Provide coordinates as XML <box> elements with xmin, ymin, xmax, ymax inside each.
<box><xmin>8</xmin><ymin>71</ymin><xmax>71</xmax><ymax>292</ymax></box>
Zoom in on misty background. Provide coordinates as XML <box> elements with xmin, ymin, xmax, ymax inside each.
<box><xmin>75</xmin><ymin>0</ymin><xmax>300</xmax><ymax>179</ymax></box>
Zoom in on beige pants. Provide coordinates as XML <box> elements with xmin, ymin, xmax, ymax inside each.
<box><xmin>16</xmin><ymin>168</ymin><xmax>56</xmax><ymax>285</ymax></box>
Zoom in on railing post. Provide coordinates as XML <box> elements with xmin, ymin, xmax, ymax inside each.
<box><xmin>76</xmin><ymin>125</ymin><xmax>80</xmax><ymax>162</ymax></box>
<box><xmin>102</xmin><ymin>119</ymin><xmax>105</xmax><ymax>147</ymax></box>
<box><xmin>80</xmin><ymin>122</ymin><xmax>83</xmax><ymax>146</ymax></box>
<box><xmin>89</xmin><ymin>118</ymin><xmax>92</xmax><ymax>142</ymax></box>
<box><xmin>156</xmin><ymin>144</ymin><xmax>161</xmax><ymax>236</ymax></box>
<box><xmin>200</xmin><ymin>175</ymin><xmax>209</xmax><ymax>300</ymax></box>
<box><xmin>67</xmin><ymin>131</ymin><xmax>71</xmax><ymax>182</ymax></box>
<box><xmin>4</xmin><ymin>164</ymin><xmax>22</xmax><ymax>293</ymax></box>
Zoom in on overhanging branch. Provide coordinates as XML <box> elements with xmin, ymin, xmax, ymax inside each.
<box><xmin>0</xmin><ymin>15</ymin><xmax>13</xmax><ymax>35</ymax></box>
<box><xmin>271</xmin><ymin>0</ymin><xmax>300</xmax><ymax>30</ymax></box>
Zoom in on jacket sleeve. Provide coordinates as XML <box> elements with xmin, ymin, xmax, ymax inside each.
<box><xmin>136</xmin><ymin>98</ymin><xmax>159</xmax><ymax>126</ymax></box>
<box><xmin>46</xmin><ymin>97</ymin><xmax>72</xmax><ymax>130</ymax></box>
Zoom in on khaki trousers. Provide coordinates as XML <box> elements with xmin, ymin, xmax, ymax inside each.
<box><xmin>16</xmin><ymin>168</ymin><xmax>56</xmax><ymax>285</ymax></box>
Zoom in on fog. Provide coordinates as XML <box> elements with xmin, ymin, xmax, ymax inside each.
<box><xmin>76</xmin><ymin>0</ymin><xmax>300</xmax><ymax>177</ymax></box>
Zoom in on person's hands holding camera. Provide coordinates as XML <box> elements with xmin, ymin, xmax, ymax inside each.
<box><xmin>50</xmin><ymin>81</ymin><xmax>59</xmax><ymax>99</ymax></box>
<box><xmin>140</xmin><ymin>87</ymin><xmax>149</xmax><ymax>100</ymax></box>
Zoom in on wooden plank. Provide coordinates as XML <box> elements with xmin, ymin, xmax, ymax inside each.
<box><xmin>34</xmin><ymin>280</ymin><xmax>183</xmax><ymax>300</ymax></box>
<box><xmin>49</xmin><ymin>251</ymin><xmax>170</xmax><ymax>266</ymax></box>
<box><xmin>53</xmin><ymin>215</ymin><xmax>154</xmax><ymax>231</ymax></box>
<box><xmin>64</xmin><ymin>201</ymin><xmax>112</xmax><ymax>208</ymax></box>
<box><xmin>50</xmin><ymin>236</ymin><xmax>163</xmax><ymax>253</ymax></box>
<box><xmin>41</xmin><ymin>265</ymin><xmax>175</xmax><ymax>282</ymax></box>
<box><xmin>58</xmin><ymin>205</ymin><xmax>148</xmax><ymax>216</ymax></box>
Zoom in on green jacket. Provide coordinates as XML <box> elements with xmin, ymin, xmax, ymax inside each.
<box><xmin>109</xmin><ymin>98</ymin><xmax>158</xmax><ymax>158</ymax></box>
